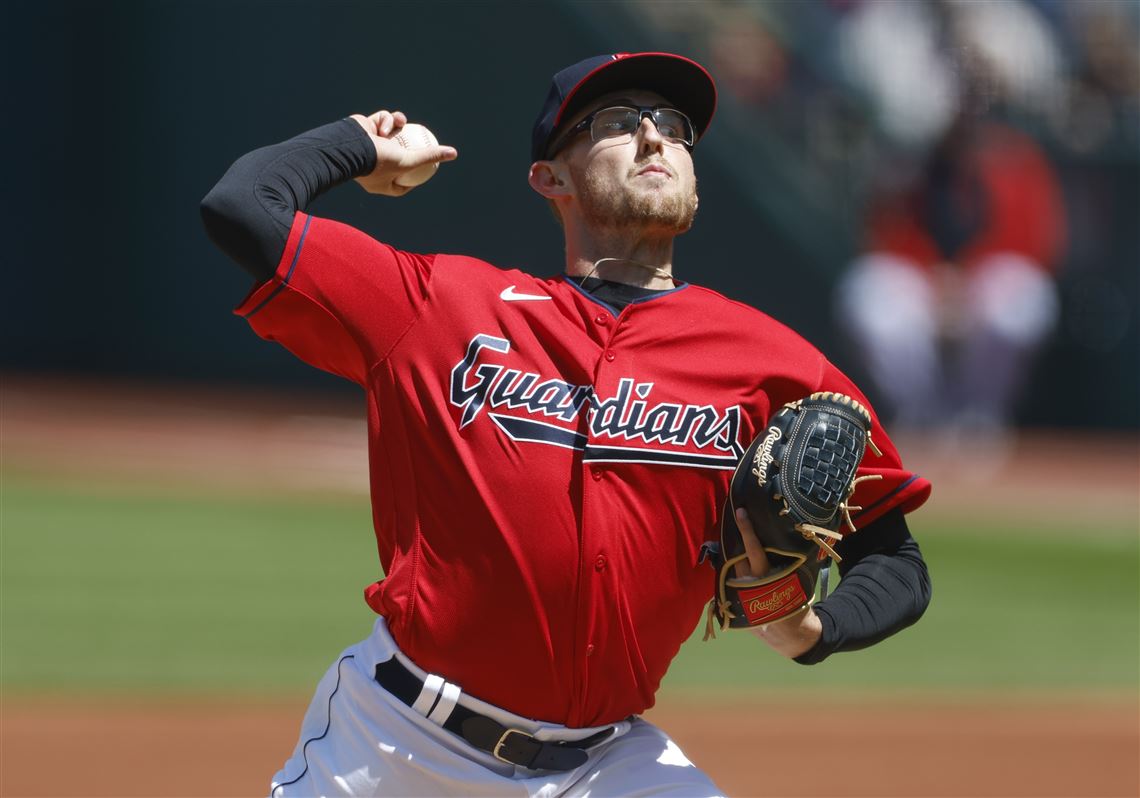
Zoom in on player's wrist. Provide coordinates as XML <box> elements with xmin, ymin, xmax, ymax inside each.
<box><xmin>349</xmin><ymin>113</ymin><xmax>376</xmax><ymax>136</ymax></box>
<box><xmin>750</xmin><ymin>605</ymin><xmax>823</xmax><ymax>659</ymax></box>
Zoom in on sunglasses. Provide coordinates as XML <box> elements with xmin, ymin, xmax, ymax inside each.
<box><xmin>549</xmin><ymin>105</ymin><xmax>696</xmax><ymax>157</ymax></box>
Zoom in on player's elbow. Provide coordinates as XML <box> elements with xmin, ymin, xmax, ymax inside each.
<box><xmin>884</xmin><ymin>526</ymin><xmax>932</xmax><ymax>627</ymax></box>
<box><xmin>200</xmin><ymin>179</ymin><xmax>247</xmax><ymax>246</ymax></box>
<box><xmin>201</xmin><ymin>175</ymin><xmax>234</xmax><ymax>234</ymax></box>
<box><xmin>199</xmin><ymin>181</ymin><xmax>278</xmax><ymax>283</ymax></box>
<box><xmin>899</xmin><ymin>547</ymin><xmax>932</xmax><ymax>628</ymax></box>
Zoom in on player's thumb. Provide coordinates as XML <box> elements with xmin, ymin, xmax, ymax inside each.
<box><xmin>734</xmin><ymin>507</ymin><xmax>771</xmax><ymax>578</ymax></box>
<box><xmin>399</xmin><ymin>145</ymin><xmax>459</xmax><ymax>169</ymax></box>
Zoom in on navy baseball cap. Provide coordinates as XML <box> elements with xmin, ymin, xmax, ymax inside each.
<box><xmin>531</xmin><ymin>52</ymin><xmax>717</xmax><ymax>162</ymax></box>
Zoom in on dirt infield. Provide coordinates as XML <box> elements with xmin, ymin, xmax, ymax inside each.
<box><xmin>2</xmin><ymin>696</ymin><xmax>1137</xmax><ymax>797</ymax></box>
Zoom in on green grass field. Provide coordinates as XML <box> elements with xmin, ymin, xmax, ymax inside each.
<box><xmin>3</xmin><ymin>471</ymin><xmax>1137</xmax><ymax>698</ymax></box>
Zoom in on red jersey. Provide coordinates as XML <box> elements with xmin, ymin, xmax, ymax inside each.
<box><xmin>237</xmin><ymin>212</ymin><xmax>930</xmax><ymax>727</ymax></box>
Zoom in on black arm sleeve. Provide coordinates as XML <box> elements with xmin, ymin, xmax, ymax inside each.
<box><xmin>199</xmin><ymin>118</ymin><xmax>377</xmax><ymax>282</ymax></box>
<box><xmin>793</xmin><ymin>508</ymin><xmax>932</xmax><ymax>665</ymax></box>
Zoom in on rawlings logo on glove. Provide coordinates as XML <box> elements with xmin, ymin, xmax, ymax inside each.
<box><xmin>701</xmin><ymin>392</ymin><xmax>882</xmax><ymax>638</ymax></box>
<box><xmin>750</xmin><ymin>426</ymin><xmax>783</xmax><ymax>486</ymax></box>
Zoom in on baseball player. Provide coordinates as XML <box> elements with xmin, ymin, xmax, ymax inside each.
<box><xmin>201</xmin><ymin>52</ymin><xmax>932</xmax><ymax>797</ymax></box>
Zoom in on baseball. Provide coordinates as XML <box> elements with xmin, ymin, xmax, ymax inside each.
<box><xmin>392</xmin><ymin>123</ymin><xmax>440</xmax><ymax>187</ymax></box>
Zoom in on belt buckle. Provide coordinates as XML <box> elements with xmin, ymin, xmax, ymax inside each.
<box><xmin>492</xmin><ymin>727</ymin><xmax>531</xmax><ymax>764</ymax></box>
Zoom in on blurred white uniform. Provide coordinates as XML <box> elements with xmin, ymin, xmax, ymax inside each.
<box><xmin>836</xmin><ymin>251</ymin><xmax>1059</xmax><ymax>430</ymax></box>
<box><xmin>836</xmin><ymin>118</ymin><xmax>1066</xmax><ymax>435</ymax></box>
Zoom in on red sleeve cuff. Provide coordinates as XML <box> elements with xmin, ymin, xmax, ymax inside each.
<box><xmin>234</xmin><ymin>212</ymin><xmax>311</xmax><ymax>317</ymax></box>
<box><xmin>851</xmin><ymin>473</ymin><xmax>932</xmax><ymax>528</ymax></box>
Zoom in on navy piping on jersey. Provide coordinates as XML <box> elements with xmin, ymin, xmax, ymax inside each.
<box><xmin>244</xmin><ymin>214</ymin><xmax>314</xmax><ymax>319</ymax></box>
<box><xmin>562</xmin><ymin>274</ymin><xmax>690</xmax><ymax>317</ymax></box>
<box><xmin>271</xmin><ymin>653</ymin><xmax>354</xmax><ymax>795</ymax></box>
<box><xmin>851</xmin><ymin>474</ymin><xmax>921</xmax><ymax>520</ymax></box>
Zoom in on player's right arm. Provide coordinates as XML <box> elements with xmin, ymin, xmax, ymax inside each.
<box><xmin>200</xmin><ymin>113</ymin><xmax>456</xmax><ymax>282</ymax></box>
<box><xmin>199</xmin><ymin>115</ymin><xmax>457</xmax><ymax>384</ymax></box>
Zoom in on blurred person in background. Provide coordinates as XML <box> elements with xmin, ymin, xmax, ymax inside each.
<box><xmin>835</xmin><ymin>110</ymin><xmax>1067</xmax><ymax>444</ymax></box>
<box><xmin>829</xmin><ymin>0</ymin><xmax>1071</xmax><ymax>453</ymax></box>
<box><xmin>604</xmin><ymin>0</ymin><xmax>1132</xmax><ymax>444</ymax></box>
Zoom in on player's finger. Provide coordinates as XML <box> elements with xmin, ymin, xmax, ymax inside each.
<box><xmin>733</xmin><ymin>507</ymin><xmax>771</xmax><ymax>578</ymax></box>
<box><xmin>386</xmin><ymin>111</ymin><xmax>408</xmax><ymax>137</ymax></box>
<box><xmin>370</xmin><ymin>110</ymin><xmax>396</xmax><ymax>137</ymax></box>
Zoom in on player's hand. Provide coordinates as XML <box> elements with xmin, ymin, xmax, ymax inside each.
<box><xmin>350</xmin><ymin>110</ymin><xmax>458</xmax><ymax>196</ymax></box>
<box><xmin>733</xmin><ymin>508</ymin><xmax>823</xmax><ymax>658</ymax></box>
<box><xmin>732</xmin><ymin>507</ymin><xmax>771</xmax><ymax>579</ymax></box>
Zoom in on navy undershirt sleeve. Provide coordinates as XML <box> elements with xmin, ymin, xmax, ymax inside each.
<box><xmin>200</xmin><ymin>118</ymin><xmax>377</xmax><ymax>282</ymax></box>
<box><xmin>793</xmin><ymin>509</ymin><xmax>932</xmax><ymax>665</ymax></box>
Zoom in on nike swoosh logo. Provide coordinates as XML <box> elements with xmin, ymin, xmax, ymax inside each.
<box><xmin>500</xmin><ymin>285</ymin><xmax>552</xmax><ymax>302</ymax></box>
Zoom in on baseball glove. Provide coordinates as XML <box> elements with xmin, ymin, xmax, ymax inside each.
<box><xmin>702</xmin><ymin>392</ymin><xmax>882</xmax><ymax>639</ymax></box>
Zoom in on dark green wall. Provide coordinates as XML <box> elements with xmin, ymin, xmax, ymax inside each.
<box><xmin>5</xmin><ymin>1</ymin><xmax>1136</xmax><ymax>427</ymax></box>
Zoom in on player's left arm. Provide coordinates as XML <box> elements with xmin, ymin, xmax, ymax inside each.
<box><xmin>737</xmin><ymin>355</ymin><xmax>933</xmax><ymax>660</ymax></box>
<box><xmin>734</xmin><ymin>507</ymin><xmax>931</xmax><ymax>660</ymax></box>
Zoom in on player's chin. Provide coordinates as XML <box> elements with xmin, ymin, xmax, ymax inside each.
<box><xmin>625</xmin><ymin>183</ymin><xmax>680</xmax><ymax>210</ymax></box>
<box><xmin>631</xmin><ymin>207</ymin><xmax>695</xmax><ymax>235</ymax></box>
<box><xmin>629</xmin><ymin>175</ymin><xmax>677</xmax><ymax>192</ymax></box>
<box><xmin>637</xmin><ymin>179</ymin><xmax>696</xmax><ymax>207</ymax></box>
<box><xmin>637</xmin><ymin>193</ymin><xmax>697</xmax><ymax>229</ymax></box>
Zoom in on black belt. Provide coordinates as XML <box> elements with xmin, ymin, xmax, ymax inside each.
<box><xmin>374</xmin><ymin>657</ymin><xmax>614</xmax><ymax>771</ymax></box>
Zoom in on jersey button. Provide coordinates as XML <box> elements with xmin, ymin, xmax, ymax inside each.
<box><xmin>604</xmin><ymin>351</ymin><xmax>616</xmax><ymax>362</ymax></box>
<box><xmin>594</xmin><ymin>554</ymin><xmax>607</xmax><ymax>572</ymax></box>
<box><xmin>594</xmin><ymin>314</ymin><xmax>608</xmax><ymax>326</ymax></box>
<box><xmin>590</xmin><ymin>468</ymin><xmax>603</xmax><ymax>481</ymax></box>
<box><xmin>586</xmin><ymin>644</ymin><xmax>595</xmax><ymax>657</ymax></box>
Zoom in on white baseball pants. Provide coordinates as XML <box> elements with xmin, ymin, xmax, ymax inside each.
<box><xmin>270</xmin><ymin>617</ymin><xmax>724</xmax><ymax>797</ymax></box>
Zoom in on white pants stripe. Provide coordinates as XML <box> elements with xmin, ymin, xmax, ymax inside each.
<box><xmin>410</xmin><ymin>673</ymin><xmax>444</xmax><ymax>716</ymax></box>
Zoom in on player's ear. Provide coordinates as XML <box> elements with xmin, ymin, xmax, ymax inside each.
<box><xmin>528</xmin><ymin>160</ymin><xmax>573</xmax><ymax>199</ymax></box>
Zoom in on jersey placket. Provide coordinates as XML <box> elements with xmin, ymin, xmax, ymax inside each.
<box><xmin>571</xmin><ymin>304</ymin><xmax>629</xmax><ymax>726</ymax></box>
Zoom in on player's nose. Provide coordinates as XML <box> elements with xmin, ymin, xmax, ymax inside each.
<box><xmin>636</xmin><ymin>116</ymin><xmax>666</xmax><ymax>156</ymax></box>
